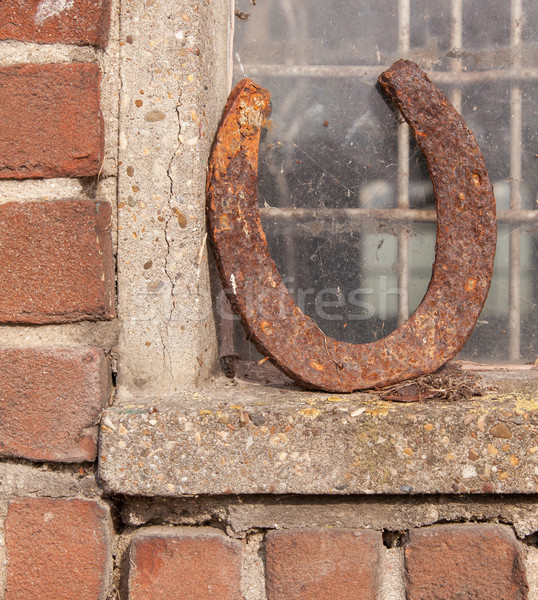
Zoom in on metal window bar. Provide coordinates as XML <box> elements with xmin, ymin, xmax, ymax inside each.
<box><xmin>509</xmin><ymin>0</ymin><xmax>523</xmax><ymax>361</ymax></box>
<box><xmin>230</xmin><ymin>1</ymin><xmax>536</xmax><ymax>367</ymax></box>
<box><xmin>238</xmin><ymin>65</ymin><xmax>538</xmax><ymax>83</ymax></box>
<box><xmin>397</xmin><ymin>0</ymin><xmax>410</xmax><ymax>325</ymax></box>
<box><xmin>450</xmin><ymin>0</ymin><xmax>463</xmax><ymax>113</ymax></box>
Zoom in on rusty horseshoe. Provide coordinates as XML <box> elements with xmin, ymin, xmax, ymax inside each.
<box><xmin>207</xmin><ymin>60</ymin><xmax>497</xmax><ymax>392</ymax></box>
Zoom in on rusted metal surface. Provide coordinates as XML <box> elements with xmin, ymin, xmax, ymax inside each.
<box><xmin>206</xmin><ymin>60</ymin><xmax>497</xmax><ymax>392</ymax></box>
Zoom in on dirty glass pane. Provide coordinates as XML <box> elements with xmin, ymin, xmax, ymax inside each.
<box><xmin>232</xmin><ymin>0</ymin><xmax>538</xmax><ymax>364</ymax></box>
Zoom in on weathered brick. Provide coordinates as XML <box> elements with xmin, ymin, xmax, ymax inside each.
<box><xmin>0</xmin><ymin>0</ymin><xmax>111</xmax><ymax>47</ymax></box>
<box><xmin>265</xmin><ymin>528</ymin><xmax>382</xmax><ymax>600</ymax></box>
<box><xmin>0</xmin><ymin>63</ymin><xmax>103</xmax><ymax>178</ymax></box>
<box><xmin>405</xmin><ymin>524</ymin><xmax>528</xmax><ymax>600</ymax></box>
<box><xmin>0</xmin><ymin>200</ymin><xmax>115</xmax><ymax>323</ymax></box>
<box><xmin>128</xmin><ymin>527</ymin><xmax>243</xmax><ymax>600</ymax></box>
<box><xmin>0</xmin><ymin>347</ymin><xmax>109</xmax><ymax>462</ymax></box>
<box><xmin>5</xmin><ymin>497</ymin><xmax>112</xmax><ymax>600</ymax></box>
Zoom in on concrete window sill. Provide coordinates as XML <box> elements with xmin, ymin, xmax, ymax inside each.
<box><xmin>98</xmin><ymin>370</ymin><xmax>538</xmax><ymax>497</ymax></box>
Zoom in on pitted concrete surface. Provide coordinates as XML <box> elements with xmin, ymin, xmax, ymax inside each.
<box><xmin>99</xmin><ymin>371</ymin><xmax>538</xmax><ymax>496</ymax></box>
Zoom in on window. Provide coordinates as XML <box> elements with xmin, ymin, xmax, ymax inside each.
<box><xmin>228</xmin><ymin>0</ymin><xmax>537</xmax><ymax>368</ymax></box>
<box><xmin>100</xmin><ymin>0</ymin><xmax>538</xmax><ymax>497</ymax></box>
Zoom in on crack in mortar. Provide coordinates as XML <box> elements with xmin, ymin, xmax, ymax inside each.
<box><xmin>164</xmin><ymin>104</ymin><xmax>182</xmax><ymax>317</ymax></box>
<box><xmin>114</xmin><ymin>20</ymin><xmax>125</xmax><ymax>261</ymax></box>
<box><xmin>162</xmin><ymin>213</ymin><xmax>175</xmax><ymax>318</ymax></box>
<box><xmin>157</xmin><ymin>325</ymin><xmax>173</xmax><ymax>390</ymax></box>
<box><xmin>161</xmin><ymin>101</ymin><xmax>183</xmax><ymax>390</ymax></box>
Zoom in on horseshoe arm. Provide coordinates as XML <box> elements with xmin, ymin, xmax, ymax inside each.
<box><xmin>207</xmin><ymin>60</ymin><xmax>496</xmax><ymax>392</ymax></box>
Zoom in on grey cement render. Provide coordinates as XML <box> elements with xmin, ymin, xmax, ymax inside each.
<box><xmin>115</xmin><ymin>0</ymin><xmax>228</xmax><ymax>400</ymax></box>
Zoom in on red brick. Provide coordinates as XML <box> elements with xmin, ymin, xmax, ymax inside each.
<box><xmin>0</xmin><ymin>0</ymin><xmax>111</xmax><ymax>47</ymax></box>
<box><xmin>128</xmin><ymin>527</ymin><xmax>244</xmax><ymax>600</ymax></box>
<box><xmin>0</xmin><ymin>347</ymin><xmax>109</xmax><ymax>462</ymax></box>
<box><xmin>5</xmin><ymin>497</ymin><xmax>112</xmax><ymax>600</ymax></box>
<box><xmin>0</xmin><ymin>63</ymin><xmax>103</xmax><ymax>178</ymax></box>
<box><xmin>0</xmin><ymin>200</ymin><xmax>115</xmax><ymax>323</ymax></box>
<box><xmin>265</xmin><ymin>529</ymin><xmax>382</xmax><ymax>600</ymax></box>
<box><xmin>405</xmin><ymin>524</ymin><xmax>528</xmax><ymax>600</ymax></box>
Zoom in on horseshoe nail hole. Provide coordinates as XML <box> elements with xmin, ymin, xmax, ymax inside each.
<box><xmin>472</xmin><ymin>173</ymin><xmax>481</xmax><ymax>186</ymax></box>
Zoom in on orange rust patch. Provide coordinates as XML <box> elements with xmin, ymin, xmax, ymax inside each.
<box><xmin>260</xmin><ymin>320</ymin><xmax>274</xmax><ymax>335</ymax></box>
<box><xmin>218</xmin><ymin>214</ymin><xmax>230</xmax><ymax>232</ymax></box>
<box><xmin>465</xmin><ymin>277</ymin><xmax>477</xmax><ymax>292</ymax></box>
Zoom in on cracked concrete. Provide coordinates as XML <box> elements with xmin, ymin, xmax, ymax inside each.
<box><xmin>115</xmin><ymin>0</ymin><xmax>228</xmax><ymax>399</ymax></box>
<box><xmin>159</xmin><ymin>103</ymin><xmax>184</xmax><ymax>389</ymax></box>
<box><xmin>163</xmin><ymin>102</ymin><xmax>182</xmax><ymax>325</ymax></box>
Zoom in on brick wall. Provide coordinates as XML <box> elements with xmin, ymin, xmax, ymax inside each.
<box><xmin>2</xmin><ymin>516</ymin><xmax>533</xmax><ymax>600</ymax></box>
<box><xmin>0</xmin><ymin>1</ymin><xmax>117</xmax><ymax>597</ymax></box>
<box><xmin>0</xmin><ymin>2</ymin><xmax>537</xmax><ymax>600</ymax></box>
<box><xmin>0</xmin><ymin>0</ymin><xmax>114</xmax><ymax>460</ymax></box>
